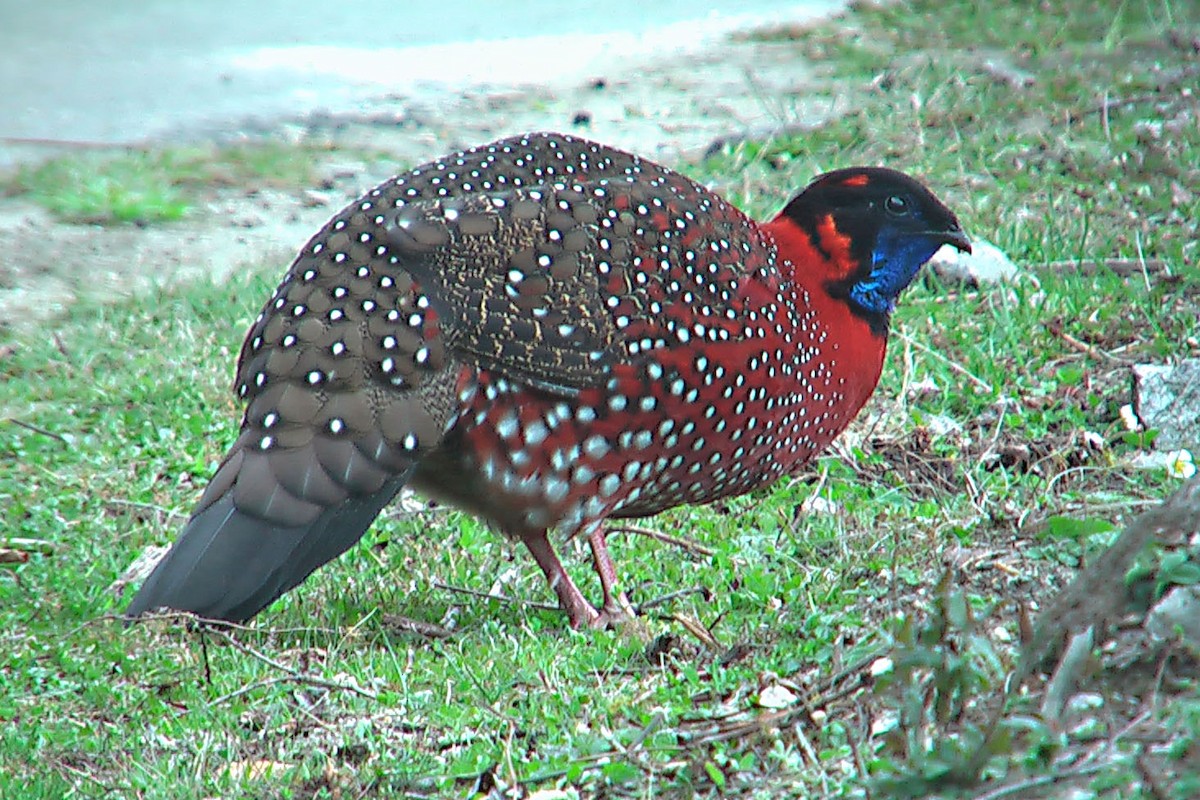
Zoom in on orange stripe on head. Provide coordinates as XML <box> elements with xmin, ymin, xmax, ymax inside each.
<box><xmin>838</xmin><ymin>173</ymin><xmax>870</xmax><ymax>188</ymax></box>
<box><xmin>815</xmin><ymin>214</ymin><xmax>858</xmax><ymax>281</ymax></box>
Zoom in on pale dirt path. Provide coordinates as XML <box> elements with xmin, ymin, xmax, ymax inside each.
<box><xmin>0</xmin><ymin>28</ymin><xmax>852</xmax><ymax>331</ymax></box>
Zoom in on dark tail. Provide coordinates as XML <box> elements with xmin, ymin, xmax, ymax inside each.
<box><xmin>125</xmin><ymin>421</ymin><xmax>417</xmax><ymax>623</ymax></box>
<box><xmin>125</xmin><ymin>474</ymin><xmax>408</xmax><ymax>623</ymax></box>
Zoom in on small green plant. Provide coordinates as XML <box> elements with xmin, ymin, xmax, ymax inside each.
<box><xmin>3</xmin><ymin>141</ymin><xmax>339</xmax><ymax>225</ymax></box>
<box><xmin>870</xmin><ymin>574</ymin><xmax>1010</xmax><ymax>796</ymax></box>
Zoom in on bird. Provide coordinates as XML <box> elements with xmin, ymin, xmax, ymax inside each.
<box><xmin>125</xmin><ymin>132</ymin><xmax>970</xmax><ymax>629</ymax></box>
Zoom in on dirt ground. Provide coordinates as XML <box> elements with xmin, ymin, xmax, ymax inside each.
<box><xmin>0</xmin><ymin>32</ymin><xmax>850</xmax><ymax>332</ymax></box>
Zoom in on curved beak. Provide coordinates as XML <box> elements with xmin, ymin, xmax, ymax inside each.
<box><xmin>944</xmin><ymin>225</ymin><xmax>972</xmax><ymax>254</ymax></box>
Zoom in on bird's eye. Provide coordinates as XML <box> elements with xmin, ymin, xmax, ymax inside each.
<box><xmin>884</xmin><ymin>195</ymin><xmax>909</xmax><ymax>216</ymax></box>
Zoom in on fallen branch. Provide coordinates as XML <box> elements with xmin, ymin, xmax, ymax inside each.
<box><xmin>606</xmin><ymin>525</ymin><xmax>716</xmax><ymax>557</ymax></box>
<box><xmin>431</xmin><ymin>580</ymin><xmax>559</xmax><ymax>613</ymax></box>
<box><xmin>0</xmin><ymin>537</ymin><xmax>63</xmax><ymax>554</ymax></box>
<box><xmin>1049</xmin><ymin>325</ymin><xmax>1134</xmax><ymax>365</ymax></box>
<box><xmin>5</xmin><ymin>418</ymin><xmax>70</xmax><ymax>445</ymax></box>
<box><xmin>206</xmin><ymin>627</ymin><xmax>379</xmax><ymax>701</ymax></box>
<box><xmin>1035</xmin><ymin>258</ymin><xmax>1170</xmax><ymax>278</ymax></box>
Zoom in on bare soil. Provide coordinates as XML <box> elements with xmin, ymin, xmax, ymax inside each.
<box><xmin>0</xmin><ymin>34</ymin><xmax>848</xmax><ymax>332</ymax></box>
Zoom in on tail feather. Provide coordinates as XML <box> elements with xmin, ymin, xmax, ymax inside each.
<box><xmin>125</xmin><ymin>472</ymin><xmax>410</xmax><ymax>623</ymax></box>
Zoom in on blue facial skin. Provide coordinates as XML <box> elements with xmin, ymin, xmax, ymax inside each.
<box><xmin>850</xmin><ymin>224</ymin><xmax>946</xmax><ymax>314</ymax></box>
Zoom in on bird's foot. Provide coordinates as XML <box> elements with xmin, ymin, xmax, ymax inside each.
<box><xmin>523</xmin><ymin>528</ymin><xmax>643</xmax><ymax>631</ymax></box>
<box><xmin>558</xmin><ymin>586</ymin><xmax>634</xmax><ymax>630</ymax></box>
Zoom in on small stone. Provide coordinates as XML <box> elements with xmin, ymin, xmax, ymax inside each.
<box><xmin>757</xmin><ymin>684</ymin><xmax>799</xmax><ymax>709</ymax></box>
<box><xmin>1119</xmin><ymin>403</ymin><xmax>1141</xmax><ymax>432</ymax></box>
<box><xmin>906</xmin><ymin>376</ymin><xmax>941</xmax><ymax>399</ymax></box>
<box><xmin>801</xmin><ymin>494</ymin><xmax>837</xmax><ymax>515</ymax></box>
<box><xmin>301</xmin><ymin>189</ymin><xmax>332</xmax><ymax>208</ymax></box>
<box><xmin>869</xmin><ymin>656</ymin><xmax>894</xmax><ymax>677</ymax></box>
<box><xmin>1064</xmin><ymin>692</ymin><xmax>1105</xmax><ymax>714</ymax></box>
<box><xmin>1133</xmin><ymin>359</ymin><xmax>1200</xmax><ymax>449</ymax></box>
<box><xmin>925</xmin><ymin>413</ymin><xmax>962</xmax><ymax>438</ymax></box>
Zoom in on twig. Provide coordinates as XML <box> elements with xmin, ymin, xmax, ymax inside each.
<box><xmin>845</xmin><ymin>704</ymin><xmax>873</xmax><ymax>800</ymax></box>
<box><xmin>104</xmin><ymin>499</ymin><xmax>189</xmax><ymax>523</ymax></box>
<box><xmin>1036</xmin><ymin>257</ymin><xmax>1170</xmax><ymax>277</ymax></box>
<box><xmin>5</xmin><ymin>418</ymin><xmax>69</xmax><ymax>445</ymax></box>
<box><xmin>207</xmin><ymin>675</ymin><xmax>293</xmax><ymax>706</ymax></box>
<box><xmin>430</xmin><ymin>580</ymin><xmax>559</xmax><ymax>612</ymax></box>
<box><xmin>1051</xmin><ymin>326</ymin><xmax>1133</xmax><ymax>365</ymax></box>
<box><xmin>892</xmin><ymin>329</ymin><xmax>994</xmax><ymax>393</ymax></box>
<box><xmin>967</xmin><ymin>762</ymin><xmax>1109</xmax><ymax>800</ymax></box>
<box><xmin>0</xmin><ymin>537</ymin><xmax>63</xmax><ymax>554</ymax></box>
<box><xmin>637</xmin><ymin>586</ymin><xmax>711</xmax><ymax>614</ymax></box>
<box><xmin>207</xmin><ymin>627</ymin><xmax>378</xmax><ymax>700</ymax></box>
<box><xmin>0</xmin><ymin>135</ymin><xmax>151</xmax><ymax>150</ymax></box>
<box><xmin>792</xmin><ymin>723</ymin><xmax>828</xmax><ymax>790</ymax></box>
<box><xmin>606</xmin><ymin>525</ymin><xmax>716</xmax><ymax>557</ymax></box>
<box><xmin>670</xmin><ymin>612</ymin><xmax>723</xmax><ymax>650</ymax></box>
<box><xmin>382</xmin><ymin>613</ymin><xmax>454</xmax><ymax>639</ymax></box>
<box><xmin>0</xmin><ymin>549</ymin><xmax>29</xmax><ymax>564</ymax></box>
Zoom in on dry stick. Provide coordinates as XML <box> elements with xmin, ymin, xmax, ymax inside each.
<box><xmin>430</xmin><ymin>580</ymin><xmax>559</xmax><ymax>613</ymax></box>
<box><xmin>207</xmin><ymin>675</ymin><xmax>294</xmax><ymax>707</ymax></box>
<box><xmin>605</xmin><ymin>525</ymin><xmax>716</xmax><ymax>557</ymax></box>
<box><xmin>107</xmin><ymin>610</ymin><xmax>355</xmax><ymax>640</ymax></box>
<box><xmin>1051</xmin><ymin>326</ymin><xmax>1133</xmax><ymax>365</ymax></box>
<box><xmin>1036</xmin><ymin>257</ymin><xmax>1169</xmax><ymax>277</ymax></box>
<box><xmin>792</xmin><ymin>723</ymin><xmax>828</xmax><ymax>789</ymax></box>
<box><xmin>207</xmin><ymin>627</ymin><xmax>379</xmax><ymax>701</ymax></box>
<box><xmin>891</xmin><ymin>330</ymin><xmax>994</xmax><ymax>394</ymax></box>
<box><xmin>5</xmin><ymin>418</ymin><xmax>70</xmax><ymax>445</ymax></box>
<box><xmin>966</xmin><ymin>763</ymin><xmax>1109</xmax><ymax>800</ymax></box>
<box><xmin>689</xmin><ymin>648</ymin><xmax>887</xmax><ymax>746</ymax></box>
<box><xmin>635</xmin><ymin>586</ymin><xmax>710</xmax><ymax>614</ymax></box>
<box><xmin>669</xmin><ymin>612</ymin><xmax>723</xmax><ymax>651</ymax></box>
<box><xmin>0</xmin><ymin>135</ymin><xmax>151</xmax><ymax>149</ymax></box>
<box><xmin>105</xmin><ymin>499</ymin><xmax>188</xmax><ymax>522</ymax></box>
<box><xmin>4</xmin><ymin>538</ymin><xmax>61</xmax><ymax>555</ymax></box>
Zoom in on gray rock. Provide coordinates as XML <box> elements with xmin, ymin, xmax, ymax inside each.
<box><xmin>926</xmin><ymin>237</ymin><xmax>1020</xmax><ymax>287</ymax></box>
<box><xmin>1147</xmin><ymin>585</ymin><xmax>1200</xmax><ymax>655</ymax></box>
<box><xmin>1133</xmin><ymin>359</ymin><xmax>1200</xmax><ymax>449</ymax></box>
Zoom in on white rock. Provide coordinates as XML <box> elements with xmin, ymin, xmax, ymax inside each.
<box><xmin>757</xmin><ymin>684</ymin><xmax>799</xmax><ymax>709</ymax></box>
<box><xmin>801</xmin><ymin>494</ymin><xmax>838</xmax><ymax>515</ymax></box>
<box><xmin>927</xmin><ymin>237</ymin><xmax>1020</xmax><ymax>286</ymax></box>
<box><xmin>1134</xmin><ymin>359</ymin><xmax>1200</xmax><ymax>449</ymax></box>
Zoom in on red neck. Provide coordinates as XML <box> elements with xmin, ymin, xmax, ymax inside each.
<box><xmin>761</xmin><ymin>213</ymin><xmax>889</xmax><ymax>419</ymax></box>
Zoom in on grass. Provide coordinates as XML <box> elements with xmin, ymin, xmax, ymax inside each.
<box><xmin>1</xmin><ymin>140</ymin><xmax>355</xmax><ymax>224</ymax></box>
<box><xmin>2</xmin><ymin>0</ymin><xmax>1199</xmax><ymax>797</ymax></box>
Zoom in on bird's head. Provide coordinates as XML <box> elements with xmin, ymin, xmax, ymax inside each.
<box><xmin>777</xmin><ymin>167</ymin><xmax>971</xmax><ymax>332</ymax></box>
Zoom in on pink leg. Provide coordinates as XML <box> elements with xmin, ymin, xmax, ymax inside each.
<box><xmin>588</xmin><ymin>528</ymin><xmax>632</xmax><ymax>622</ymax></box>
<box><xmin>523</xmin><ymin>530</ymin><xmax>600</xmax><ymax>629</ymax></box>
